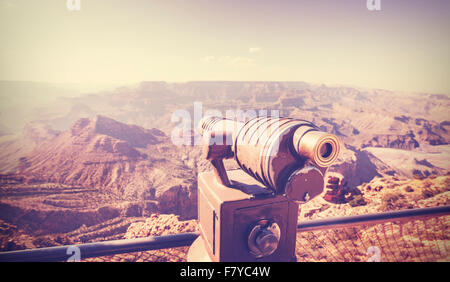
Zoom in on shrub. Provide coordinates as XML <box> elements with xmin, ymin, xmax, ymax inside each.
<box><xmin>348</xmin><ymin>195</ymin><xmax>367</xmax><ymax>207</ymax></box>
<box><xmin>404</xmin><ymin>186</ymin><xmax>414</xmax><ymax>192</ymax></box>
<box><xmin>378</xmin><ymin>192</ymin><xmax>413</xmax><ymax>211</ymax></box>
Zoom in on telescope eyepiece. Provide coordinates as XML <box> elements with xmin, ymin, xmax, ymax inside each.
<box><xmin>293</xmin><ymin>129</ymin><xmax>340</xmax><ymax>168</ymax></box>
<box><xmin>320</xmin><ymin>142</ymin><xmax>333</xmax><ymax>158</ymax></box>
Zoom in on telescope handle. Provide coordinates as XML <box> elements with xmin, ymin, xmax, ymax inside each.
<box><xmin>202</xmin><ymin>131</ymin><xmax>234</xmax><ymax>187</ymax></box>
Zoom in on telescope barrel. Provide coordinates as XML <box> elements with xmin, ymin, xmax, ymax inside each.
<box><xmin>293</xmin><ymin>126</ymin><xmax>340</xmax><ymax>167</ymax></box>
<box><xmin>198</xmin><ymin>116</ymin><xmax>340</xmax><ymax>201</ymax></box>
<box><xmin>198</xmin><ymin>116</ymin><xmax>244</xmax><ymax>142</ymax></box>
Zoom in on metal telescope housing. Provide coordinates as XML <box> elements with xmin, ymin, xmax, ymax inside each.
<box><xmin>198</xmin><ymin>116</ymin><xmax>340</xmax><ymax>201</ymax></box>
<box><xmin>188</xmin><ymin>116</ymin><xmax>341</xmax><ymax>262</ymax></box>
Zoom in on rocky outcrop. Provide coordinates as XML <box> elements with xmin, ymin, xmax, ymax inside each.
<box><xmin>0</xmin><ymin>202</ymin><xmax>120</xmax><ymax>235</ymax></box>
<box><xmin>124</xmin><ymin>213</ymin><xmax>197</xmax><ymax>239</ymax></box>
<box><xmin>5</xmin><ymin>116</ymin><xmax>199</xmax><ymax>220</ymax></box>
<box><xmin>157</xmin><ymin>183</ymin><xmax>197</xmax><ymax>219</ymax></box>
<box><xmin>326</xmin><ymin>145</ymin><xmax>385</xmax><ymax>191</ymax></box>
<box><xmin>322</xmin><ymin>174</ymin><xmax>351</xmax><ymax>204</ymax></box>
<box><xmin>362</xmin><ymin>133</ymin><xmax>419</xmax><ymax>150</ymax></box>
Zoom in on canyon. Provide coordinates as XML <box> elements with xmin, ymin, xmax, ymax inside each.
<box><xmin>0</xmin><ymin>81</ymin><xmax>448</xmax><ymax>258</ymax></box>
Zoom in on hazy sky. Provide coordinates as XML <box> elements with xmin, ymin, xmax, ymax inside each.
<box><xmin>1</xmin><ymin>0</ymin><xmax>449</xmax><ymax>93</ymax></box>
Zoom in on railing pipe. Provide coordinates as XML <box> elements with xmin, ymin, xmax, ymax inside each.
<box><xmin>297</xmin><ymin>205</ymin><xmax>450</xmax><ymax>232</ymax></box>
<box><xmin>1</xmin><ymin>205</ymin><xmax>448</xmax><ymax>262</ymax></box>
<box><xmin>0</xmin><ymin>232</ymin><xmax>200</xmax><ymax>262</ymax></box>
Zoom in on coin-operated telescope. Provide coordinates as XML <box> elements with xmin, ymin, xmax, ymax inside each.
<box><xmin>187</xmin><ymin>116</ymin><xmax>340</xmax><ymax>262</ymax></box>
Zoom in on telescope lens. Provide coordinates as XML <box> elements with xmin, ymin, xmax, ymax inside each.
<box><xmin>320</xmin><ymin>142</ymin><xmax>333</xmax><ymax>158</ymax></box>
<box><xmin>293</xmin><ymin>129</ymin><xmax>340</xmax><ymax>167</ymax></box>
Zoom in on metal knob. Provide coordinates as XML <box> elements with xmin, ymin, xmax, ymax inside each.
<box><xmin>255</xmin><ymin>230</ymin><xmax>279</xmax><ymax>256</ymax></box>
<box><xmin>285</xmin><ymin>165</ymin><xmax>324</xmax><ymax>203</ymax></box>
<box><xmin>248</xmin><ymin>220</ymin><xmax>280</xmax><ymax>258</ymax></box>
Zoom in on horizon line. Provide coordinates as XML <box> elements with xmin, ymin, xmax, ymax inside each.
<box><xmin>0</xmin><ymin>79</ymin><xmax>448</xmax><ymax>96</ymax></box>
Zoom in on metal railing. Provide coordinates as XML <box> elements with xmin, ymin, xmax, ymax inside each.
<box><xmin>0</xmin><ymin>233</ymin><xmax>199</xmax><ymax>262</ymax></box>
<box><xmin>295</xmin><ymin>205</ymin><xmax>450</xmax><ymax>262</ymax></box>
<box><xmin>297</xmin><ymin>205</ymin><xmax>450</xmax><ymax>232</ymax></box>
<box><xmin>0</xmin><ymin>205</ymin><xmax>449</xmax><ymax>262</ymax></box>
